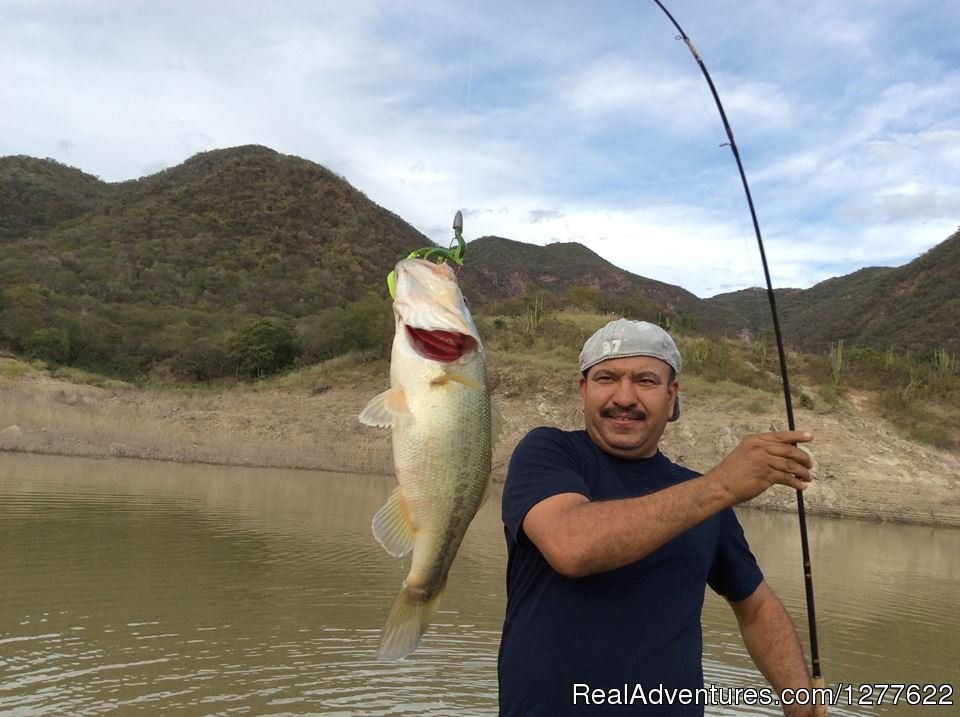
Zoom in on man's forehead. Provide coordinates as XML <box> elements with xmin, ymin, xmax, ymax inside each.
<box><xmin>588</xmin><ymin>355</ymin><xmax>673</xmax><ymax>377</ymax></box>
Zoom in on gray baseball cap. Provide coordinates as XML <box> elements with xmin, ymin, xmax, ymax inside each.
<box><xmin>579</xmin><ymin>319</ymin><xmax>682</xmax><ymax>421</ymax></box>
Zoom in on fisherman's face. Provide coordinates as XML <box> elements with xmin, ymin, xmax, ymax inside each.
<box><xmin>579</xmin><ymin>355</ymin><xmax>679</xmax><ymax>459</ymax></box>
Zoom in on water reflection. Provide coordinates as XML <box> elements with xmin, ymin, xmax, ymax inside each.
<box><xmin>1</xmin><ymin>454</ymin><xmax>505</xmax><ymax>716</ymax></box>
<box><xmin>1</xmin><ymin>453</ymin><xmax>958</xmax><ymax>716</ymax></box>
<box><xmin>704</xmin><ymin>508</ymin><xmax>960</xmax><ymax>716</ymax></box>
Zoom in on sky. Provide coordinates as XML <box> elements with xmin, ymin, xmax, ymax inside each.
<box><xmin>3</xmin><ymin>0</ymin><xmax>959</xmax><ymax>298</ymax></box>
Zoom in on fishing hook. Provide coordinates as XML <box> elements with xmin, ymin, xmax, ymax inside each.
<box><xmin>651</xmin><ymin>0</ymin><xmax>825</xmax><ymax>707</ymax></box>
<box><xmin>386</xmin><ymin>211</ymin><xmax>467</xmax><ymax>299</ymax></box>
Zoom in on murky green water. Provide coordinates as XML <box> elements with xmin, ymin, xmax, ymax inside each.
<box><xmin>1</xmin><ymin>453</ymin><xmax>957</xmax><ymax>716</ymax></box>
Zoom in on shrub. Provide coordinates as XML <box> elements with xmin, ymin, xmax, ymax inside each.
<box><xmin>25</xmin><ymin>327</ymin><xmax>71</xmax><ymax>364</ymax></box>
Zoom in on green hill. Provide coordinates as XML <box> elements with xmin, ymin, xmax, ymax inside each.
<box><xmin>1</xmin><ymin>146</ymin><xmax>742</xmax><ymax>378</ymax></box>
<box><xmin>703</xmin><ymin>286</ymin><xmax>801</xmax><ymax>337</ymax></box>
<box><xmin>0</xmin><ymin>156</ymin><xmax>108</xmax><ymax>241</ymax></box>
<box><xmin>1</xmin><ymin>145</ymin><xmax>956</xmax><ymax>383</ymax></box>
<box><xmin>0</xmin><ymin>146</ymin><xmax>430</xmax><ymax>376</ymax></box>
<box><xmin>1</xmin><ymin>146</ymin><xmax>427</xmax><ymax>314</ymax></box>
<box><xmin>706</xmin><ymin>230</ymin><xmax>960</xmax><ymax>354</ymax></box>
<box><xmin>461</xmin><ymin>236</ymin><xmax>749</xmax><ymax>333</ymax></box>
<box><xmin>462</xmin><ymin>235</ymin><xmax>697</xmax><ymax>306</ymax></box>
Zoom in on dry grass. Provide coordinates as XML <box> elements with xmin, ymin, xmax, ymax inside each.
<box><xmin>679</xmin><ymin>375</ymin><xmax>781</xmax><ymax>416</ymax></box>
<box><xmin>0</xmin><ymin>358</ymin><xmax>31</xmax><ymax>380</ymax></box>
<box><xmin>0</xmin><ymin>357</ymin><xmax>392</xmax><ymax>474</ymax></box>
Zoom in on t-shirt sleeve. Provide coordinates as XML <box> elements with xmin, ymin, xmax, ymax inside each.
<box><xmin>707</xmin><ymin>508</ymin><xmax>764</xmax><ymax>601</ymax></box>
<box><xmin>501</xmin><ymin>427</ymin><xmax>592</xmax><ymax>544</ymax></box>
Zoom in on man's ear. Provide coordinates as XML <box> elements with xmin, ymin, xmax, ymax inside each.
<box><xmin>668</xmin><ymin>380</ymin><xmax>679</xmax><ymax>420</ymax></box>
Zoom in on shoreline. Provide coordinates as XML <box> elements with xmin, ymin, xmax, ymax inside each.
<box><xmin>2</xmin><ymin>445</ymin><xmax>957</xmax><ymax>531</ymax></box>
<box><xmin>0</xmin><ymin>444</ymin><xmax>394</xmax><ymax>478</ymax></box>
<box><xmin>2</xmin><ymin>357</ymin><xmax>959</xmax><ymax>528</ymax></box>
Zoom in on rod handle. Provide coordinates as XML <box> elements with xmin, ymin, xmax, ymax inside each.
<box><xmin>811</xmin><ymin>676</ymin><xmax>827</xmax><ymax>717</ymax></box>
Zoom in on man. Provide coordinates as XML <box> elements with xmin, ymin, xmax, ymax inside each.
<box><xmin>498</xmin><ymin>319</ymin><xmax>817</xmax><ymax>716</ymax></box>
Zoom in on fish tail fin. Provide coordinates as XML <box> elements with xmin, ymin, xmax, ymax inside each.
<box><xmin>376</xmin><ymin>583</ymin><xmax>445</xmax><ymax>661</ymax></box>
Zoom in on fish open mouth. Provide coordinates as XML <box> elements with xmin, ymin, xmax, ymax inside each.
<box><xmin>406</xmin><ymin>327</ymin><xmax>477</xmax><ymax>363</ymax></box>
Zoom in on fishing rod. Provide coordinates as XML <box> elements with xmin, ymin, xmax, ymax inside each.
<box><xmin>651</xmin><ymin>0</ymin><xmax>825</xmax><ymax>706</ymax></box>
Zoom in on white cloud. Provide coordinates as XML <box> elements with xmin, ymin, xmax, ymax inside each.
<box><xmin>0</xmin><ymin>0</ymin><xmax>956</xmax><ymax>301</ymax></box>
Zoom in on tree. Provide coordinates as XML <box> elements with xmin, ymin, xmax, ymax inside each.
<box><xmin>172</xmin><ymin>337</ymin><xmax>231</xmax><ymax>381</ymax></box>
<box><xmin>230</xmin><ymin>319</ymin><xmax>299</xmax><ymax>378</ymax></box>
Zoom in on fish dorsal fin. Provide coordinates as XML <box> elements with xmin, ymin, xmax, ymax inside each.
<box><xmin>430</xmin><ymin>371</ymin><xmax>483</xmax><ymax>390</ymax></box>
<box><xmin>372</xmin><ymin>487</ymin><xmax>416</xmax><ymax>557</ymax></box>
<box><xmin>359</xmin><ymin>387</ymin><xmax>409</xmax><ymax>428</ymax></box>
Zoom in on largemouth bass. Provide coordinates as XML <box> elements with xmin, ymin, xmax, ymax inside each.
<box><xmin>359</xmin><ymin>257</ymin><xmax>492</xmax><ymax>660</ymax></box>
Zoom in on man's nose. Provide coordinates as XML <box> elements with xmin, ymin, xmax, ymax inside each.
<box><xmin>611</xmin><ymin>378</ymin><xmax>637</xmax><ymax>406</ymax></box>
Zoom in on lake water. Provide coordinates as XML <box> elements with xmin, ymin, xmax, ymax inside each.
<box><xmin>1</xmin><ymin>453</ymin><xmax>958</xmax><ymax>716</ymax></box>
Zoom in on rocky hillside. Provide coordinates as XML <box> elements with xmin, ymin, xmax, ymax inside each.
<box><xmin>460</xmin><ymin>236</ymin><xmax>749</xmax><ymax>333</ymax></box>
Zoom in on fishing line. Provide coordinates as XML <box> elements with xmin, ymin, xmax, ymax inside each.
<box><xmin>651</xmin><ymin>0</ymin><xmax>825</xmax><ymax>702</ymax></box>
<box><xmin>673</xmin><ymin>49</ymin><xmax>755</xmax><ymax>297</ymax></box>
<box><xmin>456</xmin><ymin>0</ymin><xmax>481</xmax><ymax>214</ymax></box>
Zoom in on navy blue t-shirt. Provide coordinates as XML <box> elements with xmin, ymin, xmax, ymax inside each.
<box><xmin>498</xmin><ymin>428</ymin><xmax>763</xmax><ymax>716</ymax></box>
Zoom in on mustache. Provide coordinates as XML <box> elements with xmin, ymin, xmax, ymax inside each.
<box><xmin>600</xmin><ymin>406</ymin><xmax>647</xmax><ymax>421</ymax></box>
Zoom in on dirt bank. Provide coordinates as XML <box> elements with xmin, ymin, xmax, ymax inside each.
<box><xmin>2</xmin><ymin>357</ymin><xmax>958</xmax><ymax>526</ymax></box>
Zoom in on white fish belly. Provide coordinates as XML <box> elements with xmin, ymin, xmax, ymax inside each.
<box><xmin>391</xmin><ymin>354</ymin><xmax>491</xmax><ymax>595</ymax></box>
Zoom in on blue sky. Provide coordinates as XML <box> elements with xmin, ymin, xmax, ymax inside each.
<box><xmin>3</xmin><ymin>0</ymin><xmax>958</xmax><ymax>297</ymax></box>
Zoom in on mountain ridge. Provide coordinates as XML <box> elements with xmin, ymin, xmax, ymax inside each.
<box><xmin>1</xmin><ymin>146</ymin><xmax>957</xmax><ymax>377</ymax></box>
<box><xmin>704</xmin><ymin>237</ymin><xmax>960</xmax><ymax>353</ymax></box>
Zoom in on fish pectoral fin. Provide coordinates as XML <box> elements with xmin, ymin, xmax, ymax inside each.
<box><xmin>431</xmin><ymin>371</ymin><xmax>483</xmax><ymax>390</ymax></box>
<box><xmin>372</xmin><ymin>487</ymin><xmax>416</xmax><ymax>557</ymax></box>
<box><xmin>359</xmin><ymin>387</ymin><xmax>409</xmax><ymax>428</ymax></box>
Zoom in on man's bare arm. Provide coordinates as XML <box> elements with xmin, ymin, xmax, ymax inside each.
<box><xmin>731</xmin><ymin>581</ymin><xmax>816</xmax><ymax>717</ymax></box>
<box><xmin>523</xmin><ymin>431</ymin><xmax>814</xmax><ymax>577</ymax></box>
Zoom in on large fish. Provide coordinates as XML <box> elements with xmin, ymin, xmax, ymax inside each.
<box><xmin>359</xmin><ymin>257</ymin><xmax>492</xmax><ymax>660</ymax></box>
